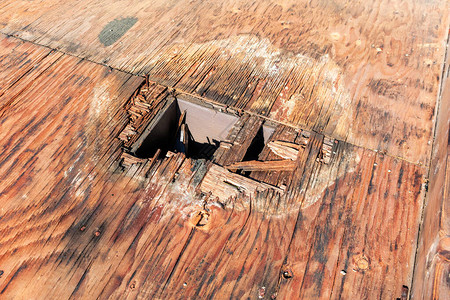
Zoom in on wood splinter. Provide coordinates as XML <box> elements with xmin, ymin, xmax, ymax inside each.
<box><xmin>226</xmin><ymin>159</ymin><xmax>296</xmax><ymax>172</ymax></box>
<box><xmin>268</xmin><ymin>139</ymin><xmax>334</xmax><ymax>164</ymax></box>
<box><xmin>267</xmin><ymin>140</ymin><xmax>302</xmax><ymax>160</ymax></box>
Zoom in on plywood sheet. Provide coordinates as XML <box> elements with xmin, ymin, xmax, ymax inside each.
<box><xmin>0</xmin><ymin>35</ymin><xmax>428</xmax><ymax>299</ymax></box>
<box><xmin>0</xmin><ymin>1</ymin><xmax>448</xmax><ymax>165</ymax></box>
<box><xmin>412</xmin><ymin>42</ymin><xmax>450</xmax><ymax>299</ymax></box>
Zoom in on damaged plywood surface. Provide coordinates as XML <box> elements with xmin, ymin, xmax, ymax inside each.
<box><xmin>200</xmin><ymin>163</ymin><xmax>284</xmax><ymax>202</ymax></box>
<box><xmin>412</xmin><ymin>43</ymin><xmax>450</xmax><ymax>299</ymax></box>
<box><xmin>0</xmin><ymin>34</ymin><xmax>429</xmax><ymax>299</ymax></box>
<box><xmin>0</xmin><ymin>1</ymin><xmax>448</xmax><ymax>166</ymax></box>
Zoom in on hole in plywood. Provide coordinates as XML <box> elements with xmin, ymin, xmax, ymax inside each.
<box><xmin>131</xmin><ymin>98</ymin><xmax>238</xmax><ymax>159</ymax></box>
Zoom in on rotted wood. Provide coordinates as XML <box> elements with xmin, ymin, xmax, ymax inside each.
<box><xmin>199</xmin><ymin>164</ymin><xmax>284</xmax><ymax>202</ymax></box>
<box><xmin>213</xmin><ymin>113</ymin><xmax>264</xmax><ymax>166</ymax></box>
<box><xmin>0</xmin><ymin>1</ymin><xmax>446</xmax><ymax>165</ymax></box>
<box><xmin>226</xmin><ymin>160</ymin><xmax>296</xmax><ymax>172</ymax></box>
<box><xmin>267</xmin><ymin>140</ymin><xmax>303</xmax><ymax>160</ymax></box>
<box><xmin>249</xmin><ymin>125</ymin><xmax>301</xmax><ymax>187</ymax></box>
<box><xmin>267</xmin><ymin>138</ymin><xmax>334</xmax><ymax>164</ymax></box>
<box><xmin>0</xmin><ymin>12</ymin><xmax>444</xmax><ymax>299</ymax></box>
<box><xmin>412</xmin><ymin>40</ymin><xmax>450</xmax><ymax>300</ymax></box>
<box><xmin>120</xmin><ymin>152</ymin><xmax>147</xmax><ymax>169</ymax></box>
<box><xmin>118</xmin><ymin>80</ymin><xmax>168</xmax><ymax>149</ymax></box>
<box><xmin>286</xmin><ymin>132</ymin><xmax>325</xmax><ymax>200</ymax></box>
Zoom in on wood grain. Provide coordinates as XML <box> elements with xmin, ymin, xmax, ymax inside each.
<box><xmin>412</xmin><ymin>36</ymin><xmax>450</xmax><ymax>299</ymax></box>
<box><xmin>0</xmin><ymin>34</ymin><xmax>431</xmax><ymax>299</ymax></box>
<box><xmin>226</xmin><ymin>160</ymin><xmax>296</xmax><ymax>172</ymax></box>
<box><xmin>0</xmin><ymin>0</ymin><xmax>449</xmax><ymax>295</ymax></box>
<box><xmin>0</xmin><ymin>0</ymin><xmax>447</xmax><ymax>165</ymax></box>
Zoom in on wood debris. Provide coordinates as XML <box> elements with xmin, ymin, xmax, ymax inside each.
<box><xmin>200</xmin><ymin>164</ymin><xmax>283</xmax><ymax>202</ymax></box>
<box><xmin>320</xmin><ymin>137</ymin><xmax>335</xmax><ymax>164</ymax></box>
<box><xmin>267</xmin><ymin>140</ymin><xmax>302</xmax><ymax>160</ymax></box>
<box><xmin>226</xmin><ymin>159</ymin><xmax>296</xmax><ymax>171</ymax></box>
<box><xmin>120</xmin><ymin>152</ymin><xmax>147</xmax><ymax>168</ymax></box>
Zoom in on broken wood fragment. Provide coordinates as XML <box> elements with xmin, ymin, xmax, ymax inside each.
<box><xmin>267</xmin><ymin>140</ymin><xmax>302</xmax><ymax>160</ymax></box>
<box><xmin>175</xmin><ymin>110</ymin><xmax>189</xmax><ymax>154</ymax></box>
<box><xmin>320</xmin><ymin>137</ymin><xmax>335</xmax><ymax>164</ymax></box>
<box><xmin>120</xmin><ymin>152</ymin><xmax>147</xmax><ymax>168</ymax></box>
<box><xmin>177</xmin><ymin>110</ymin><xmax>186</xmax><ymax>130</ymax></box>
<box><xmin>118</xmin><ymin>80</ymin><xmax>169</xmax><ymax>150</ymax></box>
<box><xmin>144</xmin><ymin>149</ymin><xmax>161</xmax><ymax>177</ymax></box>
<box><xmin>267</xmin><ymin>139</ymin><xmax>334</xmax><ymax>164</ymax></box>
<box><xmin>227</xmin><ymin>160</ymin><xmax>296</xmax><ymax>171</ymax></box>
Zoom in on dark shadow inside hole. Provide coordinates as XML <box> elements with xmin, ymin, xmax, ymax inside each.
<box><xmin>242</xmin><ymin>126</ymin><xmax>265</xmax><ymax>162</ymax></box>
<box><xmin>133</xmin><ymin>98</ymin><xmax>237</xmax><ymax>160</ymax></box>
<box><xmin>186</xmin><ymin>135</ymin><xmax>221</xmax><ymax>160</ymax></box>
<box><xmin>134</xmin><ymin>99</ymin><xmax>179</xmax><ymax>159</ymax></box>
<box><xmin>239</xmin><ymin>126</ymin><xmax>266</xmax><ymax>176</ymax></box>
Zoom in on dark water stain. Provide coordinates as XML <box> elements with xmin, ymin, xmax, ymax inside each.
<box><xmin>99</xmin><ymin>17</ymin><xmax>138</xmax><ymax>47</ymax></box>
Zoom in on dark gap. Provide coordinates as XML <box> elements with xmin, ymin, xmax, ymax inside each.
<box><xmin>448</xmin><ymin>126</ymin><xmax>450</xmax><ymax>146</ymax></box>
<box><xmin>238</xmin><ymin>125</ymin><xmax>269</xmax><ymax>177</ymax></box>
<box><xmin>242</xmin><ymin>126</ymin><xmax>265</xmax><ymax>162</ymax></box>
<box><xmin>133</xmin><ymin>98</ymin><xmax>237</xmax><ymax>160</ymax></box>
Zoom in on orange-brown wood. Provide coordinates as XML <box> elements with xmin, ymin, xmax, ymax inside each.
<box><xmin>0</xmin><ymin>34</ymin><xmax>430</xmax><ymax>298</ymax></box>
<box><xmin>412</xmin><ymin>36</ymin><xmax>450</xmax><ymax>299</ymax></box>
<box><xmin>227</xmin><ymin>159</ymin><xmax>296</xmax><ymax>172</ymax></box>
<box><xmin>0</xmin><ymin>0</ymin><xmax>448</xmax><ymax>298</ymax></box>
<box><xmin>0</xmin><ymin>0</ymin><xmax>447</xmax><ymax>165</ymax></box>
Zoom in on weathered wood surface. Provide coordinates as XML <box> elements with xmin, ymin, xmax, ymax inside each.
<box><xmin>0</xmin><ymin>0</ymin><xmax>448</xmax><ymax>165</ymax></box>
<box><xmin>213</xmin><ymin>113</ymin><xmax>264</xmax><ymax>167</ymax></box>
<box><xmin>0</xmin><ymin>34</ymin><xmax>430</xmax><ymax>299</ymax></box>
<box><xmin>412</xmin><ymin>39</ymin><xmax>450</xmax><ymax>299</ymax></box>
<box><xmin>226</xmin><ymin>160</ymin><xmax>296</xmax><ymax>172</ymax></box>
<box><xmin>199</xmin><ymin>163</ymin><xmax>284</xmax><ymax>203</ymax></box>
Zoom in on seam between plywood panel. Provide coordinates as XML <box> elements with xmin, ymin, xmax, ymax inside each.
<box><xmin>411</xmin><ymin>26</ymin><xmax>450</xmax><ymax>299</ymax></box>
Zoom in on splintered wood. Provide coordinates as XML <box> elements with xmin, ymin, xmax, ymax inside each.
<box><xmin>0</xmin><ymin>0</ymin><xmax>445</xmax><ymax>165</ymax></box>
<box><xmin>120</xmin><ymin>152</ymin><xmax>146</xmax><ymax>168</ymax></box>
<box><xmin>0</xmin><ymin>0</ymin><xmax>448</xmax><ymax>297</ymax></box>
<box><xmin>118</xmin><ymin>81</ymin><xmax>168</xmax><ymax>149</ymax></box>
<box><xmin>213</xmin><ymin>113</ymin><xmax>264</xmax><ymax>166</ymax></box>
<box><xmin>227</xmin><ymin>160</ymin><xmax>296</xmax><ymax>172</ymax></box>
<box><xmin>267</xmin><ymin>137</ymin><xmax>334</xmax><ymax>164</ymax></box>
<box><xmin>267</xmin><ymin>140</ymin><xmax>303</xmax><ymax>160</ymax></box>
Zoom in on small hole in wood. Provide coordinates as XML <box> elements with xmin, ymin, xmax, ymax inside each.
<box><xmin>282</xmin><ymin>270</ymin><xmax>293</xmax><ymax>279</ymax></box>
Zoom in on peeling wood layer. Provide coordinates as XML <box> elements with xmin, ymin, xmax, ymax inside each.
<box><xmin>0</xmin><ymin>0</ymin><xmax>448</xmax><ymax>298</ymax></box>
